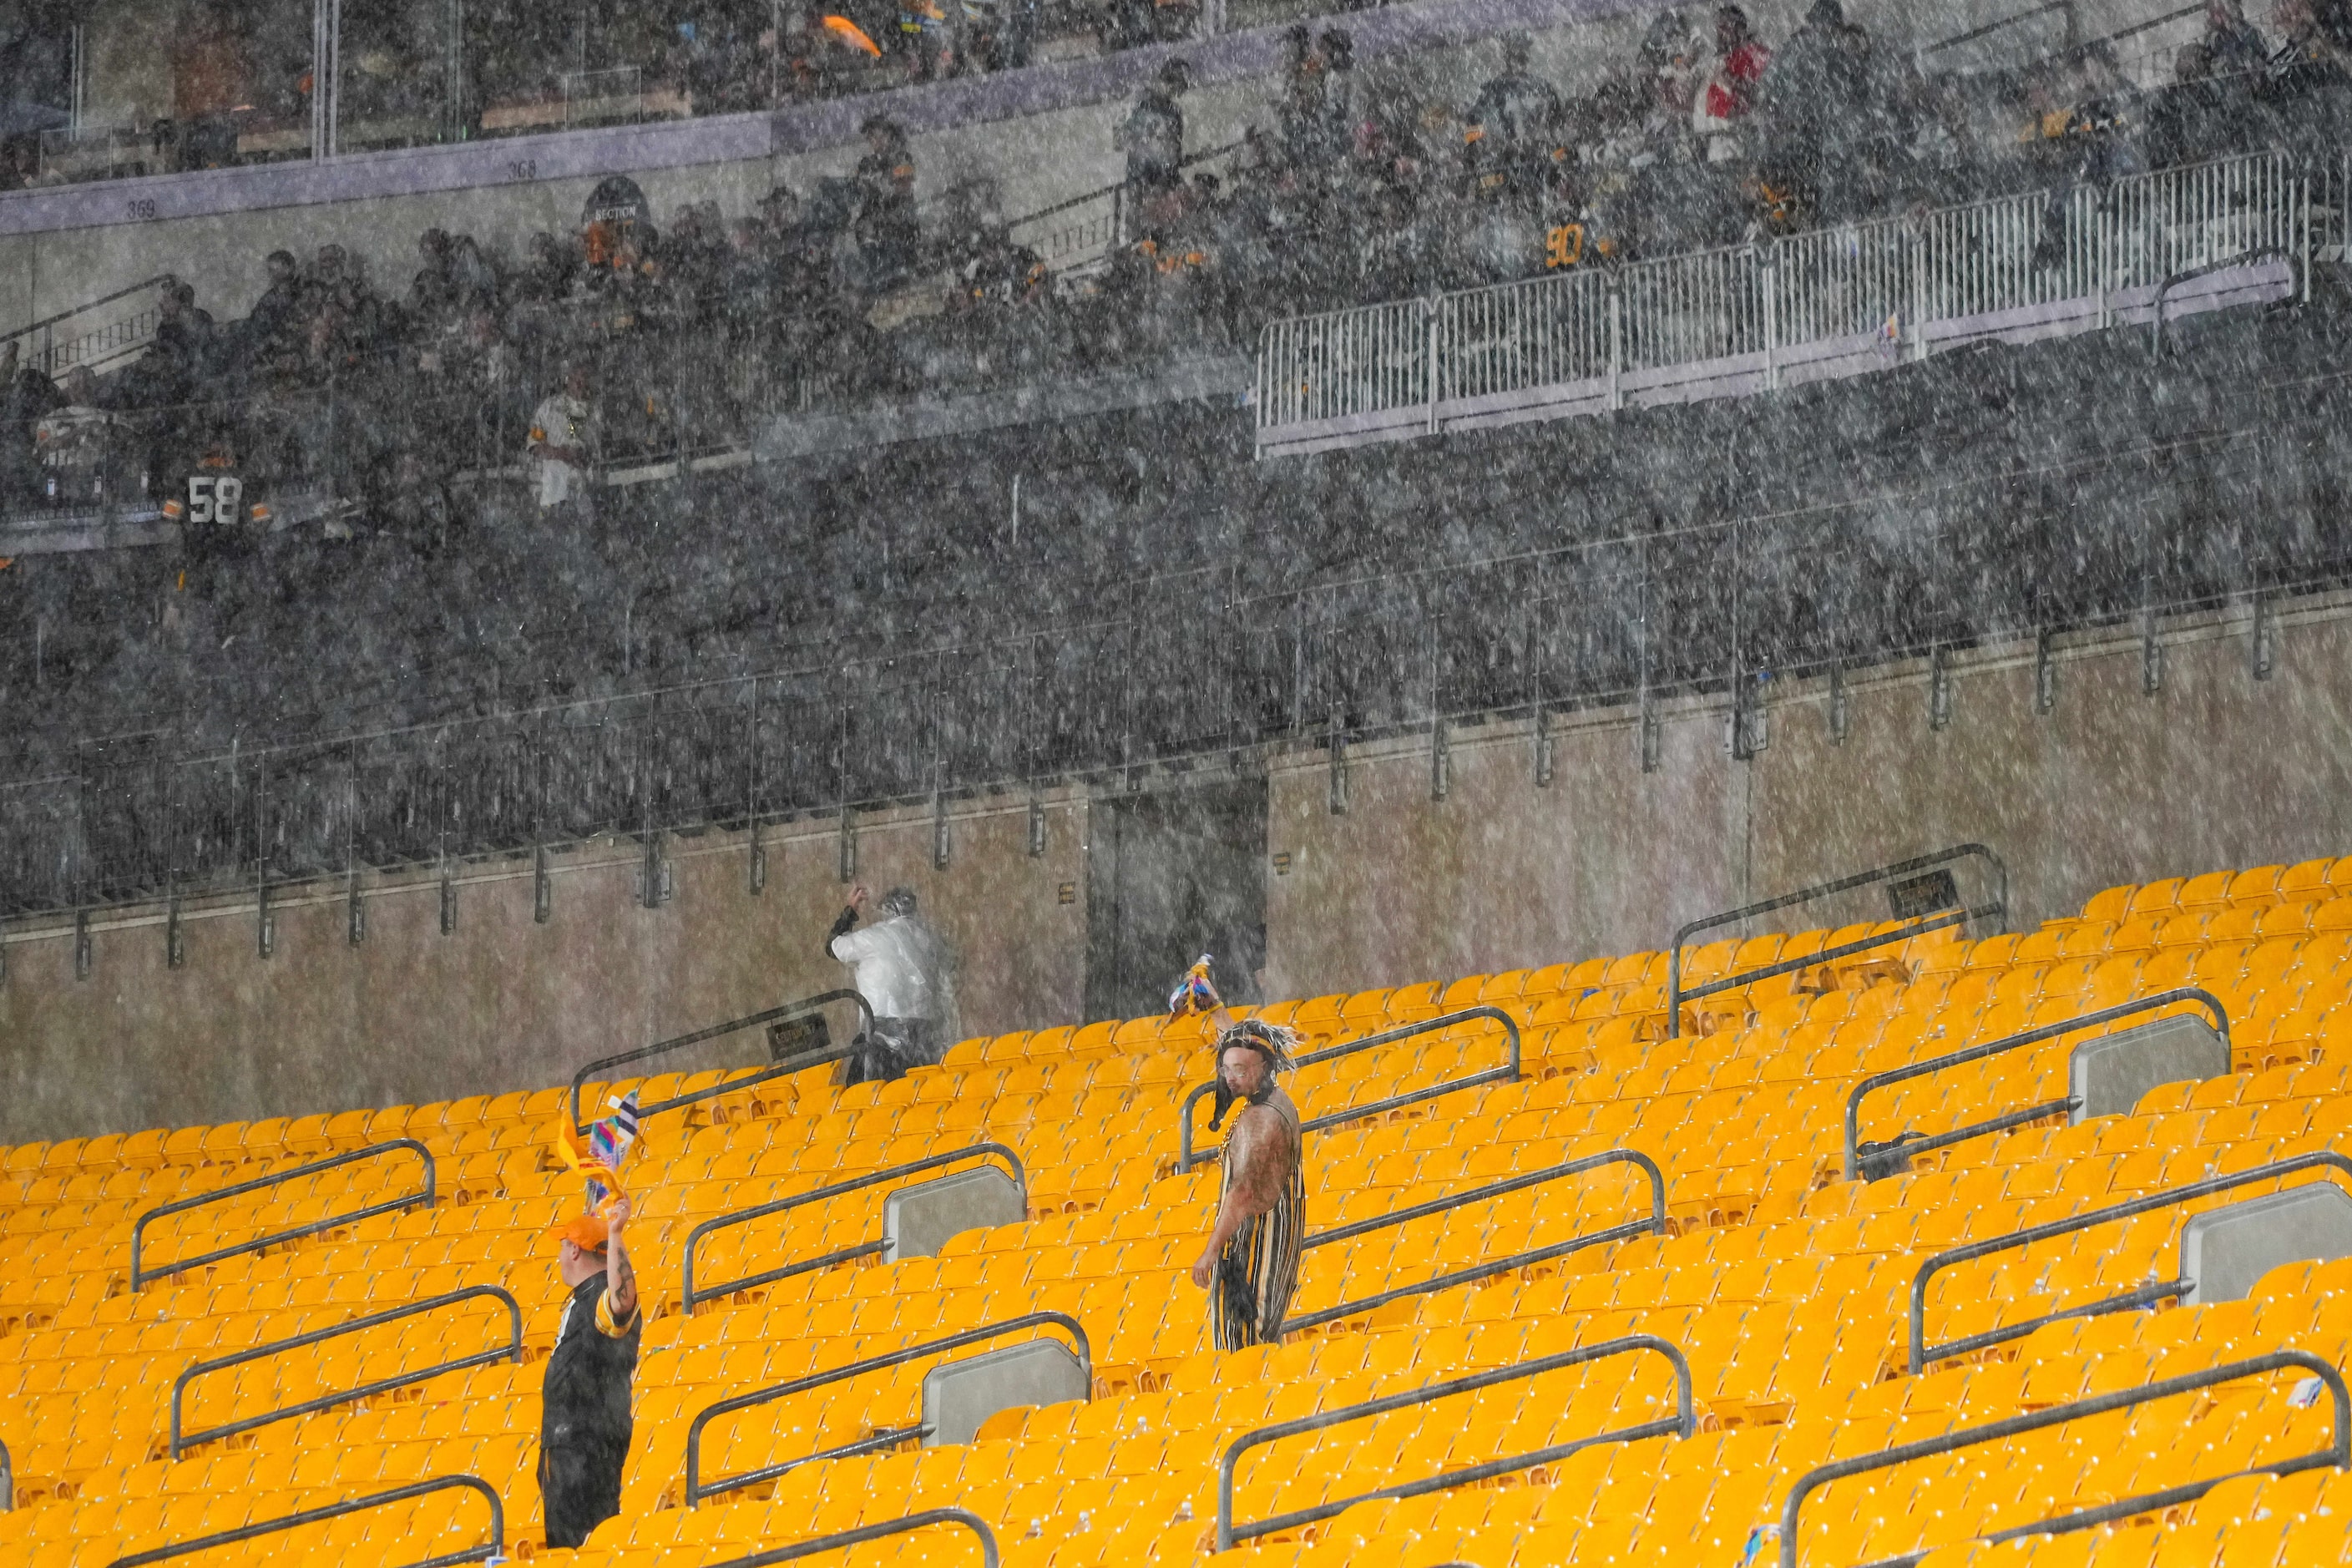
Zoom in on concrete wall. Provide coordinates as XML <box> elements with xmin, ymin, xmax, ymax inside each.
<box><xmin>0</xmin><ymin>790</ymin><xmax>1090</xmax><ymax>1144</ymax></box>
<box><xmin>1262</xmin><ymin>596</ymin><xmax>2352</xmax><ymax>998</ymax></box>
<box><xmin>9</xmin><ymin>594</ymin><xmax>2348</xmax><ymax>1146</ymax></box>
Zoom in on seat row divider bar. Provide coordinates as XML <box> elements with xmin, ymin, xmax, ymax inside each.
<box><xmin>1216</xmin><ymin>1335</ymin><xmax>1695</xmax><ymax>1550</ymax></box>
<box><xmin>699</xmin><ymin>1507</ymin><xmax>1000</xmax><ymax>1568</ymax></box>
<box><xmin>131</xmin><ymin>1137</ymin><xmax>437</xmax><ymax>1290</ymax></box>
<box><xmin>107</xmin><ymin>1474</ymin><xmax>504</xmax><ymax>1568</ymax></box>
<box><xmin>1667</xmin><ymin>843</ymin><xmax>2007</xmax><ymax>1037</ymax></box>
<box><xmin>1845</xmin><ymin>987</ymin><xmax>2230</xmax><ymax>1181</ymax></box>
<box><xmin>568</xmin><ymin>988</ymin><xmax>873</xmax><ymax>1130</ymax></box>
<box><xmin>1282</xmin><ymin>1148</ymin><xmax>1667</xmax><ymax>1334</ymax></box>
<box><xmin>685</xmin><ymin>1311</ymin><xmax>1090</xmax><ymax>1507</ymax></box>
<box><xmin>1780</xmin><ymin>1350</ymin><xmax>2350</xmax><ymax>1568</ymax></box>
<box><xmin>1908</xmin><ymin>1149</ymin><xmax>2352</xmax><ymax>1372</ymax></box>
<box><xmin>681</xmin><ymin>1141</ymin><xmax>1025</xmax><ymax>1313</ymax></box>
<box><xmin>170</xmin><ymin>1285</ymin><xmax>523</xmax><ymax>1457</ymax></box>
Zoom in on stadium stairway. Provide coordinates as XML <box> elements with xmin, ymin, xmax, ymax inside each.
<box><xmin>4</xmin><ymin>857</ymin><xmax>2352</xmax><ymax>1565</ymax></box>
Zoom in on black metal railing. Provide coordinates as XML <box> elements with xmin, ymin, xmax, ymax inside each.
<box><xmin>703</xmin><ymin>1509</ymin><xmax>1001</xmax><ymax>1568</ymax></box>
<box><xmin>107</xmin><ymin>1474</ymin><xmax>504</xmax><ymax>1568</ymax></box>
<box><xmin>1216</xmin><ymin>1335</ymin><xmax>1695</xmax><ymax>1551</ymax></box>
<box><xmin>568</xmin><ymin>988</ymin><xmax>873</xmax><ymax>1129</ymax></box>
<box><xmin>1667</xmin><ymin>845</ymin><xmax>2008</xmax><ymax>1038</ymax></box>
<box><xmin>169</xmin><ymin>1286</ymin><xmax>522</xmax><ymax>1456</ymax></box>
<box><xmin>1844</xmin><ymin>989</ymin><xmax>2230</xmax><ymax>1181</ymax></box>
<box><xmin>3</xmin><ymin>274</ymin><xmax>176</xmax><ymax>373</ymax></box>
<box><xmin>685</xmin><ymin>1311</ymin><xmax>1090</xmax><ymax>1506</ymax></box>
<box><xmin>1176</xmin><ymin>1007</ymin><xmax>1522</xmax><ymax>1175</ymax></box>
<box><xmin>682</xmin><ymin>1141</ymin><xmax>1026</xmax><ymax>1312</ymax></box>
<box><xmin>1908</xmin><ymin>1151</ymin><xmax>2352</xmax><ymax>1372</ymax></box>
<box><xmin>1281</xmin><ymin>1149</ymin><xmax>1667</xmax><ymax>1335</ymax></box>
<box><xmin>131</xmin><ymin>1138</ymin><xmax>437</xmax><ymax>1289</ymax></box>
<box><xmin>1778</xmin><ymin>1352</ymin><xmax>2351</xmax><ymax>1568</ymax></box>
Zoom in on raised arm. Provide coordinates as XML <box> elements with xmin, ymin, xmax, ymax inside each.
<box><xmin>599</xmin><ymin>1193</ymin><xmax>639</xmax><ymax>1330</ymax></box>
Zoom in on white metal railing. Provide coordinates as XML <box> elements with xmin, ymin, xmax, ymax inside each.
<box><xmin>1257</xmin><ymin>149</ymin><xmax>2329</xmax><ymax>456</ymax></box>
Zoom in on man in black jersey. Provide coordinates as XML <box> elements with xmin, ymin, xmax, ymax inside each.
<box><xmin>540</xmin><ymin>1193</ymin><xmax>641</xmax><ymax>1549</ymax></box>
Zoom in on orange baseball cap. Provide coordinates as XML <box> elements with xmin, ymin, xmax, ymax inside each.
<box><xmin>549</xmin><ymin>1213</ymin><xmax>609</xmax><ymax>1253</ymax></box>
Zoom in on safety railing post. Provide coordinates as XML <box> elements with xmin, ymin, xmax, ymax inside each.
<box><xmin>1607</xmin><ymin>288</ymin><xmax>1624</xmax><ymax>410</ymax></box>
<box><xmin>1425</xmin><ymin>296</ymin><xmax>1441</xmax><ymax>435</ymax></box>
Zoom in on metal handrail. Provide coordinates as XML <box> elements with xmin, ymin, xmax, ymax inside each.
<box><xmin>685</xmin><ymin>1311</ymin><xmax>1090</xmax><ymax>1506</ymax></box>
<box><xmin>2</xmin><ymin>274</ymin><xmax>175</xmax><ymax>350</ymax></box>
<box><xmin>1216</xmin><ymin>1335</ymin><xmax>1695</xmax><ymax>1550</ymax></box>
<box><xmin>1002</xmin><ymin>137</ymin><xmax>1246</xmax><ymax>230</ymax></box>
<box><xmin>702</xmin><ymin>1509</ymin><xmax>1000</xmax><ymax>1568</ymax></box>
<box><xmin>1908</xmin><ymin>1151</ymin><xmax>2352</xmax><ymax>1372</ymax></box>
<box><xmin>1844</xmin><ymin>988</ymin><xmax>2230</xmax><ymax>1181</ymax></box>
<box><xmin>567</xmin><ymin>988</ymin><xmax>873</xmax><ymax>1129</ymax></box>
<box><xmin>107</xmin><ymin>1474</ymin><xmax>504</xmax><ymax>1568</ymax></box>
<box><xmin>170</xmin><ymin>1286</ymin><xmax>522</xmax><ymax>1456</ymax></box>
<box><xmin>1</xmin><ymin>1436</ymin><xmax>11</xmax><ymax>1513</ymax></box>
<box><xmin>1778</xmin><ymin>1351</ymin><xmax>2350</xmax><ymax>1568</ymax></box>
<box><xmin>2152</xmin><ymin>245</ymin><xmax>2295</xmax><ymax>357</ymax></box>
<box><xmin>132</xmin><ymin>1138</ymin><xmax>436</xmax><ymax>1289</ymax></box>
<box><xmin>1281</xmin><ymin>1149</ymin><xmax>1667</xmax><ymax>1335</ymax></box>
<box><xmin>682</xmin><ymin>1141</ymin><xmax>1025</xmax><ymax>1312</ymax></box>
<box><xmin>1176</xmin><ymin>1006</ymin><xmax>1521</xmax><ymax>1174</ymax></box>
<box><xmin>1667</xmin><ymin>845</ymin><xmax>2007</xmax><ymax>1037</ymax></box>
<box><xmin>1920</xmin><ymin>0</ymin><xmax>2076</xmax><ymax>52</ymax></box>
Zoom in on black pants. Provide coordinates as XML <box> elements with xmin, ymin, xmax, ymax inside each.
<box><xmin>541</xmin><ymin>1441</ymin><xmax>626</xmax><ymax>1549</ymax></box>
<box><xmin>841</xmin><ymin>1016</ymin><xmax>940</xmax><ymax>1085</ymax></box>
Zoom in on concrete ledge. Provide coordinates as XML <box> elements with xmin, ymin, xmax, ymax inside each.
<box><xmin>2070</xmin><ymin>1013</ymin><xmax>2230</xmax><ymax>1121</ymax></box>
<box><xmin>923</xmin><ymin>1338</ymin><xmax>1090</xmax><ymax>1444</ymax></box>
<box><xmin>885</xmin><ymin>1166</ymin><xmax>1028</xmax><ymax>1261</ymax></box>
<box><xmin>2182</xmin><ymin>1183</ymin><xmax>2352</xmax><ymax>1304</ymax></box>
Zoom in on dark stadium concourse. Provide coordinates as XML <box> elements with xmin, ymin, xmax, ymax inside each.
<box><xmin>4</xmin><ymin>291</ymin><xmax>2351</xmax><ymax>919</ymax></box>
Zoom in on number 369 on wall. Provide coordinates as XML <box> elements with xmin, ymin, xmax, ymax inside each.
<box><xmin>184</xmin><ymin>473</ymin><xmax>244</xmax><ymax>524</ymax></box>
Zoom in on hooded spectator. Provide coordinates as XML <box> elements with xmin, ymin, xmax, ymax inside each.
<box><xmin>853</xmin><ymin>114</ymin><xmax>921</xmax><ymax>290</ymax></box>
<box><xmin>2201</xmin><ymin>0</ymin><xmax>2271</xmax><ymax>73</ymax></box>
<box><xmin>33</xmin><ymin>366</ymin><xmax>119</xmax><ymax>504</ymax></box>
<box><xmin>1466</xmin><ymin>33</ymin><xmax>1561</xmax><ymax>209</ymax></box>
<box><xmin>1118</xmin><ymin>58</ymin><xmax>1191</xmax><ymax>193</ymax></box>
<box><xmin>1693</xmin><ymin>5</ymin><xmax>1770</xmax><ymax>160</ymax></box>
<box><xmin>1758</xmin><ymin>0</ymin><xmax>1867</xmax><ymax>204</ymax></box>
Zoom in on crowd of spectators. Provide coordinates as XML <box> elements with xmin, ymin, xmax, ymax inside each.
<box><xmin>4</xmin><ymin>0</ymin><xmax>2349</xmax><ymax>538</ymax></box>
<box><xmin>1110</xmin><ymin>0</ymin><xmax>2352</xmax><ymax>327</ymax></box>
<box><xmin>2</xmin><ymin>0</ymin><xmax>1242</xmax><ymax>190</ymax></box>
<box><xmin>0</xmin><ymin>160</ymin><xmax>931</xmax><ymax>533</ymax></box>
